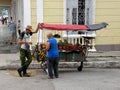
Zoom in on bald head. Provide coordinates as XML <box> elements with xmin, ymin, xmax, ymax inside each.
<box><xmin>47</xmin><ymin>33</ymin><xmax>53</xmax><ymax>39</ymax></box>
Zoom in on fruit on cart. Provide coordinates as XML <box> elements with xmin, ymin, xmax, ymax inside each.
<box><xmin>58</xmin><ymin>40</ymin><xmax>63</xmax><ymax>50</ymax></box>
<box><xmin>69</xmin><ymin>44</ymin><xmax>78</xmax><ymax>51</ymax></box>
<box><xmin>62</xmin><ymin>44</ymin><xmax>66</xmax><ymax>50</ymax></box>
<box><xmin>63</xmin><ymin>39</ymin><xmax>68</xmax><ymax>44</ymax></box>
<box><xmin>32</xmin><ymin>55</ymin><xmax>35</xmax><ymax>60</ymax></box>
<box><xmin>58</xmin><ymin>45</ymin><xmax>62</xmax><ymax>50</ymax></box>
<box><xmin>65</xmin><ymin>44</ymin><xmax>71</xmax><ymax>50</ymax></box>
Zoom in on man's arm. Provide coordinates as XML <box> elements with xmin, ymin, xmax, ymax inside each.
<box><xmin>32</xmin><ymin>23</ymin><xmax>40</xmax><ymax>34</ymax></box>
<box><xmin>18</xmin><ymin>38</ymin><xmax>32</xmax><ymax>45</ymax></box>
<box><xmin>44</xmin><ymin>42</ymin><xmax>50</xmax><ymax>51</ymax></box>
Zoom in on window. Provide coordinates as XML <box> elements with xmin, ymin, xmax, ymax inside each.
<box><xmin>65</xmin><ymin>0</ymin><xmax>95</xmax><ymax>37</ymax></box>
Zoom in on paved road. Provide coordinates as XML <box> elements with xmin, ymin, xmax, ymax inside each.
<box><xmin>0</xmin><ymin>68</ymin><xmax>120</xmax><ymax>90</ymax></box>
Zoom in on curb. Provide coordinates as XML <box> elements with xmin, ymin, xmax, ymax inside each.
<box><xmin>0</xmin><ymin>60</ymin><xmax>120</xmax><ymax>70</ymax></box>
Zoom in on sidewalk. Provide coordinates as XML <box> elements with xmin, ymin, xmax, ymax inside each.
<box><xmin>88</xmin><ymin>51</ymin><xmax>120</xmax><ymax>57</ymax></box>
<box><xmin>0</xmin><ymin>51</ymin><xmax>120</xmax><ymax>70</ymax></box>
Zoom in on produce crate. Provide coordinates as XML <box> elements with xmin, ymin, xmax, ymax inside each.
<box><xmin>59</xmin><ymin>51</ymin><xmax>85</xmax><ymax>61</ymax></box>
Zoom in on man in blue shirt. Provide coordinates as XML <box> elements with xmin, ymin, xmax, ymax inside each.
<box><xmin>9</xmin><ymin>22</ymin><xmax>16</xmax><ymax>44</ymax></box>
<box><xmin>45</xmin><ymin>33</ymin><xmax>59</xmax><ymax>79</ymax></box>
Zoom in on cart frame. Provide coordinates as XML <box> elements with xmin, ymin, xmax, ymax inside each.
<box><xmin>32</xmin><ymin>23</ymin><xmax>108</xmax><ymax>71</ymax></box>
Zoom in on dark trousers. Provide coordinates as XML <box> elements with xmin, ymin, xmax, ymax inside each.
<box><xmin>18</xmin><ymin>30</ymin><xmax>21</xmax><ymax>36</ymax></box>
<box><xmin>20</xmin><ymin>48</ymin><xmax>32</xmax><ymax>70</ymax></box>
<box><xmin>47</xmin><ymin>57</ymin><xmax>59</xmax><ymax>78</ymax></box>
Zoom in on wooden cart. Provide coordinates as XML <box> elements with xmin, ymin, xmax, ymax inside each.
<box><xmin>32</xmin><ymin>22</ymin><xmax>108</xmax><ymax>71</ymax></box>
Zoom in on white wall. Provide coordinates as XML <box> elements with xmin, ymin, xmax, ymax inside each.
<box><xmin>85</xmin><ymin>0</ymin><xmax>96</xmax><ymax>25</ymax></box>
<box><xmin>15</xmin><ymin>0</ymin><xmax>24</xmax><ymax>31</ymax></box>
<box><xmin>10</xmin><ymin>0</ymin><xmax>25</xmax><ymax>31</ymax></box>
<box><xmin>23</xmin><ymin>0</ymin><xmax>31</xmax><ymax>29</ymax></box>
<box><xmin>37</xmin><ymin>0</ymin><xmax>43</xmax><ymax>43</ymax></box>
<box><xmin>63</xmin><ymin>0</ymin><xmax>96</xmax><ymax>38</ymax></box>
<box><xmin>10</xmin><ymin>0</ymin><xmax>16</xmax><ymax>22</ymax></box>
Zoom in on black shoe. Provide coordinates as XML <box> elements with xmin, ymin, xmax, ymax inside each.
<box><xmin>48</xmin><ymin>77</ymin><xmax>53</xmax><ymax>79</ymax></box>
<box><xmin>55</xmin><ymin>76</ymin><xmax>59</xmax><ymax>78</ymax></box>
<box><xmin>23</xmin><ymin>73</ymin><xmax>30</xmax><ymax>77</ymax></box>
<box><xmin>10</xmin><ymin>42</ymin><xmax>12</xmax><ymax>45</ymax></box>
<box><xmin>17</xmin><ymin>69</ymin><xmax>22</xmax><ymax>77</ymax></box>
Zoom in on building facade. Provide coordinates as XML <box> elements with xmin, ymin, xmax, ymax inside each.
<box><xmin>95</xmin><ymin>0</ymin><xmax>120</xmax><ymax>51</ymax></box>
<box><xmin>0</xmin><ymin>0</ymin><xmax>120</xmax><ymax>51</ymax></box>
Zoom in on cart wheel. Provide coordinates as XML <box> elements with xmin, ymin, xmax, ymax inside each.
<box><xmin>40</xmin><ymin>61</ymin><xmax>47</xmax><ymax>74</ymax></box>
<box><xmin>77</xmin><ymin>66</ymin><xmax>82</xmax><ymax>71</ymax></box>
<box><xmin>77</xmin><ymin>61</ymin><xmax>83</xmax><ymax>71</ymax></box>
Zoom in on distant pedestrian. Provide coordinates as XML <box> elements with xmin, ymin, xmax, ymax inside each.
<box><xmin>10</xmin><ymin>17</ymin><xmax>13</xmax><ymax>23</ymax></box>
<box><xmin>17</xmin><ymin>20</ymin><xmax>21</xmax><ymax>36</ymax></box>
<box><xmin>8</xmin><ymin>17</ymin><xmax>13</xmax><ymax>27</ymax></box>
<box><xmin>9</xmin><ymin>22</ymin><xmax>17</xmax><ymax>44</ymax></box>
<box><xmin>44</xmin><ymin>33</ymin><xmax>59</xmax><ymax>79</ymax></box>
<box><xmin>1</xmin><ymin>16</ymin><xmax>4</xmax><ymax>25</ymax></box>
<box><xmin>4</xmin><ymin>17</ymin><xmax>7</xmax><ymax>25</ymax></box>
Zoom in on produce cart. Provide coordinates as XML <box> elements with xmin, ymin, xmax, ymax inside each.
<box><xmin>32</xmin><ymin>22</ymin><xmax>108</xmax><ymax>71</ymax></box>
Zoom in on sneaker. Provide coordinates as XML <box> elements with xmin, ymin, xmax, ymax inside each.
<box><xmin>55</xmin><ymin>76</ymin><xmax>59</xmax><ymax>78</ymax></box>
<box><xmin>23</xmin><ymin>73</ymin><xmax>30</xmax><ymax>77</ymax></box>
<box><xmin>10</xmin><ymin>42</ymin><xmax>12</xmax><ymax>45</ymax></box>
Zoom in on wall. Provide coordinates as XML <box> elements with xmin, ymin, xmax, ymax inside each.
<box><xmin>43</xmin><ymin>0</ymin><xmax>64</xmax><ymax>42</ymax></box>
<box><xmin>31</xmin><ymin>0</ymin><xmax>38</xmax><ymax>44</ymax></box>
<box><xmin>95</xmin><ymin>0</ymin><xmax>120</xmax><ymax>51</ymax></box>
<box><xmin>0</xmin><ymin>0</ymin><xmax>11</xmax><ymax>6</ymax></box>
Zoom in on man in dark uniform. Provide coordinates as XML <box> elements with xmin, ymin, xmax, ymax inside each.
<box><xmin>17</xmin><ymin>24</ymin><xmax>40</xmax><ymax>77</ymax></box>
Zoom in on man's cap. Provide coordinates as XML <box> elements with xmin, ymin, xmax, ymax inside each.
<box><xmin>26</xmin><ymin>25</ymin><xmax>33</xmax><ymax>31</ymax></box>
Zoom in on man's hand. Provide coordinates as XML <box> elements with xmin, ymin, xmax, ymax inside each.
<box><xmin>45</xmin><ymin>42</ymin><xmax>50</xmax><ymax>51</ymax></box>
<box><xmin>27</xmin><ymin>42</ymin><xmax>32</xmax><ymax>45</ymax></box>
<box><xmin>33</xmin><ymin>23</ymin><xmax>41</xmax><ymax>33</ymax></box>
<box><xmin>39</xmin><ymin>23</ymin><xmax>44</xmax><ymax>29</ymax></box>
<box><xmin>40</xmin><ymin>42</ymin><xmax>50</xmax><ymax>51</ymax></box>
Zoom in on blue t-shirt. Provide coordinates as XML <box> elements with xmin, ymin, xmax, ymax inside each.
<box><xmin>47</xmin><ymin>38</ymin><xmax>59</xmax><ymax>58</ymax></box>
<box><xmin>9</xmin><ymin>23</ymin><xmax>16</xmax><ymax>32</ymax></box>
